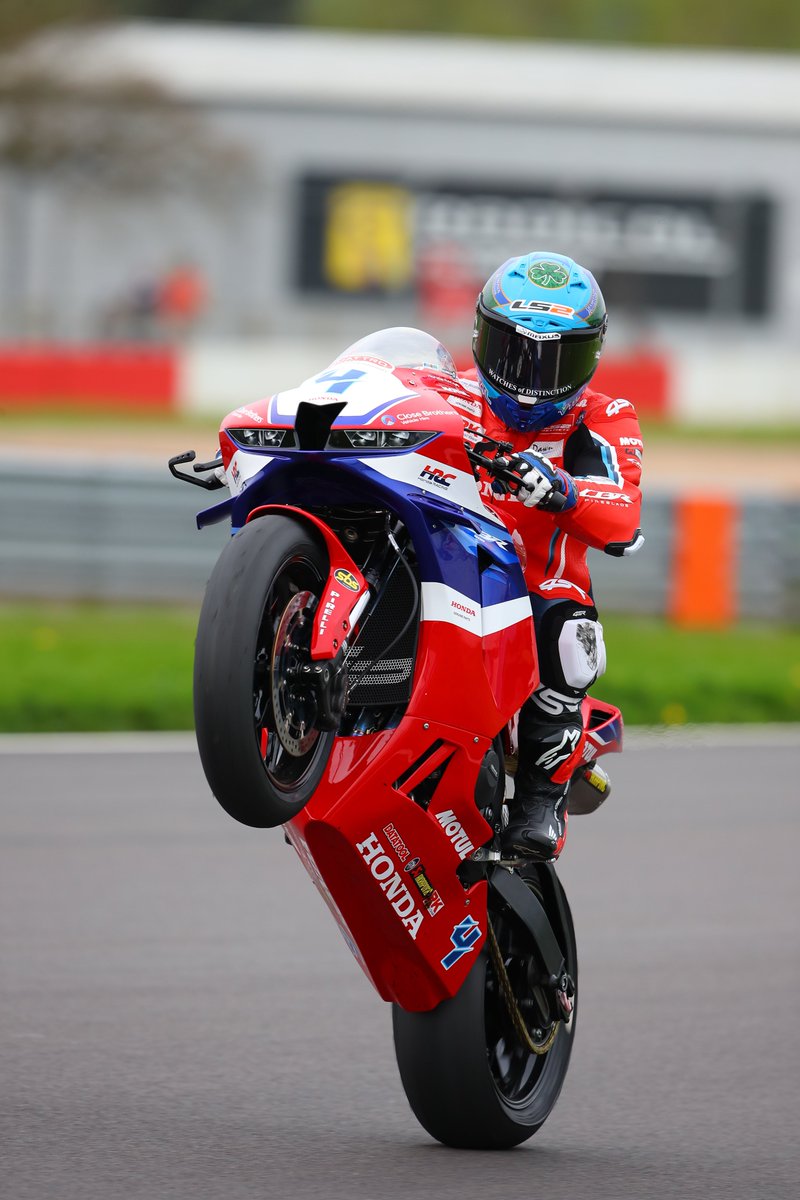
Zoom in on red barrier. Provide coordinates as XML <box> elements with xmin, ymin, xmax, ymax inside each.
<box><xmin>592</xmin><ymin>352</ymin><xmax>670</xmax><ymax>420</ymax></box>
<box><xmin>0</xmin><ymin>346</ymin><xmax>178</xmax><ymax>411</ymax></box>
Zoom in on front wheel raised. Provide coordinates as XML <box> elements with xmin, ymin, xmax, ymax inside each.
<box><xmin>193</xmin><ymin>515</ymin><xmax>336</xmax><ymax>827</ymax></box>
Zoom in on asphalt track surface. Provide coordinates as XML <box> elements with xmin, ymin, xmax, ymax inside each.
<box><xmin>3</xmin><ymin>731</ymin><xmax>799</xmax><ymax>1200</ymax></box>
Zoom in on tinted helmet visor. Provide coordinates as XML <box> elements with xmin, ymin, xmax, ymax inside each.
<box><xmin>474</xmin><ymin>309</ymin><xmax>605</xmax><ymax>404</ymax></box>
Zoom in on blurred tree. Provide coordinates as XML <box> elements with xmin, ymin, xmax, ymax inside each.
<box><xmin>115</xmin><ymin>1</ymin><xmax>298</xmax><ymax>20</ymax></box>
<box><xmin>298</xmin><ymin>0</ymin><xmax>800</xmax><ymax>50</ymax></box>
<box><xmin>0</xmin><ymin>39</ymin><xmax>251</xmax><ymax>335</ymax></box>
<box><xmin>0</xmin><ymin>2</ymin><xmax>102</xmax><ymax>50</ymax></box>
<box><xmin>0</xmin><ymin>2</ymin><xmax>297</xmax><ymax>50</ymax></box>
<box><xmin>2</xmin><ymin>0</ymin><xmax>800</xmax><ymax>49</ymax></box>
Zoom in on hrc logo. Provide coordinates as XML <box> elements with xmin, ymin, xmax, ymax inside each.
<box><xmin>419</xmin><ymin>464</ymin><xmax>457</xmax><ymax>488</ymax></box>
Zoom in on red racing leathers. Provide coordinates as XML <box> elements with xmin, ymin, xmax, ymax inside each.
<box><xmin>443</xmin><ymin>371</ymin><xmax>644</xmax><ymax>604</ymax></box>
<box><xmin>426</xmin><ymin>368</ymin><xmax>645</xmax><ymax>859</ymax></box>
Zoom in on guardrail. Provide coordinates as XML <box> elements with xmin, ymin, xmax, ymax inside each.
<box><xmin>1</xmin><ymin>464</ymin><xmax>797</xmax><ymax>622</ymax></box>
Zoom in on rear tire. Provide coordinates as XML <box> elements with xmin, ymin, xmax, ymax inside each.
<box><xmin>392</xmin><ymin>868</ymin><xmax>577</xmax><ymax>1149</ymax></box>
<box><xmin>194</xmin><ymin>515</ymin><xmax>335</xmax><ymax>827</ymax></box>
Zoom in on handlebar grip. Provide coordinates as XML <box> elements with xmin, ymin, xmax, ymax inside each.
<box><xmin>545</xmin><ymin>487</ymin><xmax>568</xmax><ymax>512</ymax></box>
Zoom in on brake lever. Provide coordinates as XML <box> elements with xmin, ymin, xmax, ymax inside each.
<box><xmin>168</xmin><ymin>451</ymin><xmax>226</xmax><ymax>491</ymax></box>
<box><xmin>470</xmin><ymin>448</ymin><xmax>568</xmax><ymax>512</ymax></box>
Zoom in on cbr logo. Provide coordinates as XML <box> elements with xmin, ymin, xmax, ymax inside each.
<box><xmin>433</xmin><ymin>809</ymin><xmax>475</xmax><ymax>859</ymax></box>
<box><xmin>579</xmin><ymin>488</ymin><xmax>633</xmax><ymax>503</ymax></box>
<box><xmin>420</xmin><ymin>465</ymin><xmax>457</xmax><ymax>488</ymax></box>
<box><xmin>441</xmin><ymin>915</ymin><xmax>482</xmax><ymax>970</ymax></box>
<box><xmin>605</xmin><ymin>398</ymin><xmax>633</xmax><ymax>417</ymax></box>
<box><xmin>333</xmin><ymin>568</ymin><xmax>359</xmax><ymax>592</ymax></box>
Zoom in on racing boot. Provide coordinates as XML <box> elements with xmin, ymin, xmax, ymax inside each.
<box><xmin>502</xmin><ymin>775</ymin><xmax>569</xmax><ymax>861</ymax></box>
<box><xmin>501</xmin><ymin>706</ymin><xmax>581</xmax><ymax>860</ymax></box>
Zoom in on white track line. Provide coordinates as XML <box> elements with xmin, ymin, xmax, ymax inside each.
<box><xmin>0</xmin><ymin>726</ymin><xmax>797</xmax><ymax>754</ymax></box>
<box><xmin>0</xmin><ymin>732</ymin><xmax>197</xmax><ymax>754</ymax></box>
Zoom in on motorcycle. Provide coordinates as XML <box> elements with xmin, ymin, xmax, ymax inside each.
<box><xmin>169</xmin><ymin>334</ymin><xmax>622</xmax><ymax>1149</ymax></box>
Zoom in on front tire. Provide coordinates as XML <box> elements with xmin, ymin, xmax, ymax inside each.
<box><xmin>392</xmin><ymin>868</ymin><xmax>577</xmax><ymax>1149</ymax></box>
<box><xmin>194</xmin><ymin>515</ymin><xmax>336</xmax><ymax>827</ymax></box>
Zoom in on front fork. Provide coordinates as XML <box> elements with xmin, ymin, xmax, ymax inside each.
<box><xmin>245</xmin><ymin>503</ymin><xmax>371</xmax><ymax>659</ymax></box>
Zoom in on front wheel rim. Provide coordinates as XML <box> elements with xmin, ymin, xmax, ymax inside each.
<box><xmin>252</xmin><ymin>554</ymin><xmax>329</xmax><ymax>795</ymax></box>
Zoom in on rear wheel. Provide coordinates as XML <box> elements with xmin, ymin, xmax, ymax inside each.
<box><xmin>194</xmin><ymin>515</ymin><xmax>336</xmax><ymax>827</ymax></box>
<box><xmin>392</xmin><ymin>867</ymin><xmax>577</xmax><ymax>1149</ymax></box>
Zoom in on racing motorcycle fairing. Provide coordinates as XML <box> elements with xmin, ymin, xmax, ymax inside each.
<box><xmin>551</xmin><ymin>695</ymin><xmax>624</xmax><ymax>785</ymax></box>
<box><xmin>186</xmin><ymin>357</ymin><xmax>618</xmax><ymax>1012</ymax></box>
<box><xmin>243</xmin><ymin>504</ymin><xmax>369</xmax><ymax>660</ymax></box>
<box><xmin>287</xmin><ymin>714</ymin><xmax>494</xmax><ymax>1011</ymax></box>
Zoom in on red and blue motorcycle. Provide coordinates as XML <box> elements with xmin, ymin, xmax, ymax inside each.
<box><xmin>169</xmin><ymin>333</ymin><xmax>622</xmax><ymax>1149</ymax></box>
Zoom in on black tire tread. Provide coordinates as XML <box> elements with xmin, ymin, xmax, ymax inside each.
<box><xmin>392</xmin><ymin>872</ymin><xmax>577</xmax><ymax>1149</ymax></box>
<box><xmin>193</xmin><ymin>514</ymin><xmax>333</xmax><ymax>827</ymax></box>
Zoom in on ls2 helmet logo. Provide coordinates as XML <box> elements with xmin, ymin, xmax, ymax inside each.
<box><xmin>441</xmin><ymin>915</ymin><xmax>482</xmax><ymax>970</ymax></box>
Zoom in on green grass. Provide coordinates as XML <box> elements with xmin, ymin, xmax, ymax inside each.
<box><xmin>594</xmin><ymin>619</ymin><xmax>800</xmax><ymax>725</ymax></box>
<box><xmin>0</xmin><ymin>604</ymin><xmax>198</xmax><ymax>733</ymax></box>
<box><xmin>1</xmin><ymin>603</ymin><xmax>799</xmax><ymax>732</ymax></box>
<box><xmin>0</xmin><ymin>405</ymin><xmax>220</xmax><ymax>437</ymax></box>
<box><xmin>639</xmin><ymin>419</ymin><xmax>800</xmax><ymax>446</ymax></box>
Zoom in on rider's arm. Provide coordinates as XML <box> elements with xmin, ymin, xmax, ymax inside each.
<box><xmin>554</xmin><ymin>399</ymin><xmax>644</xmax><ymax>556</ymax></box>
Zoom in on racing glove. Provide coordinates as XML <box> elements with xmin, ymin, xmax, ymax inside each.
<box><xmin>513</xmin><ymin>452</ymin><xmax>578</xmax><ymax>511</ymax></box>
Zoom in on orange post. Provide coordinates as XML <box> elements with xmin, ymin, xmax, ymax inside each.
<box><xmin>669</xmin><ymin>497</ymin><xmax>739</xmax><ymax>628</ymax></box>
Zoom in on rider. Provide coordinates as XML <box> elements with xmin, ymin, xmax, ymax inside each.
<box><xmin>451</xmin><ymin>251</ymin><xmax>644</xmax><ymax>860</ymax></box>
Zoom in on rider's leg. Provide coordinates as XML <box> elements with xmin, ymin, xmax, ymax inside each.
<box><xmin>502</xmin><ymin>594</ymin><xmax>606</xmax><ymax>860</ymax></box>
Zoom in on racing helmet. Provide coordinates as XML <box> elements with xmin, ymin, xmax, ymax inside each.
<box><xmin>335</xmin><ymin>327</ymin><xmax>458</xmax><ymax>380</ymax></box>
<box><xmin>473</xmin><ymin>252</ymin><xmax>607</xmax><ymax>432</ymax></box>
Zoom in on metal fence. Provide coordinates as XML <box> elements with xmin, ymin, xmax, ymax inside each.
<box><xmin>1</xmin><ymin>464</ymin><xmax>797</xmax><ymax>621</ymax></box>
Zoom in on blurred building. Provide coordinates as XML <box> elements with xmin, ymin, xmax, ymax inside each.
<box><xmin>2</xmin><ymin>22</ymin><xmax>800</xmax><ymax>419</ymax></box>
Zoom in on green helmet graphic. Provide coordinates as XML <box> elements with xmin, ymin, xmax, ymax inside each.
<box><xmin>527</xmin><ymin>260</ymin><xmax>571</xmax><ymax>289</ymax></box>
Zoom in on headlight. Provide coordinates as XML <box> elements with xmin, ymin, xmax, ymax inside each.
<box><xmin>227</xmin><ymin>427</ymin><xmax>297</xmax><ymax>449</ymax></box>
<box><xmin>327</xmin><ymin>429</ymin><xmax>436</xmax><ymax>450</ymax></box>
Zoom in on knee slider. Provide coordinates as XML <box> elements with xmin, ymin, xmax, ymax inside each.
<box><xmin>557</xmin><ymin>618</ymin><xmax>606</xmax><ymax>691</ymax></box>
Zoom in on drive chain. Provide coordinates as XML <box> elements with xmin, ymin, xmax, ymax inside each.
<box><xmin>486</xmin><ymin>918</ymin><xmax>559</xmax><ymax>1056</ymax></box>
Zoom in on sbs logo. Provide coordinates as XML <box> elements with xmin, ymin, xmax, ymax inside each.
<box><xmin>333</xmin><ymin>568</ymin><xmax>359</xmax><ymax>592</ymax></box>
